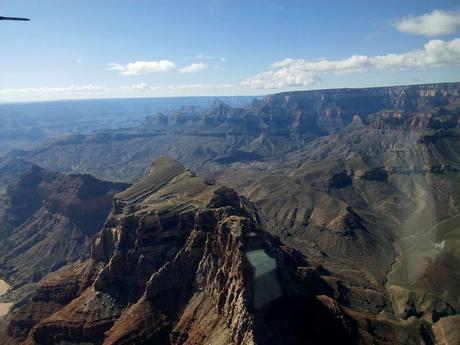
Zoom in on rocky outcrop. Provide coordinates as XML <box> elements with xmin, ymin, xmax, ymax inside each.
<box><xmin>7</xmin><ymin>157</ymin><xmax>361</xmax><ymax>345</ymax></box>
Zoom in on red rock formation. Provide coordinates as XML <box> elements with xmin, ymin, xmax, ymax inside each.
<box><xmin>7</xmin><ymin>158</ymin><xmax>360</xmax><ymax>345</ymax></box>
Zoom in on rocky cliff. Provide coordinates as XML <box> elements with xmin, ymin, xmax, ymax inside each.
<box><xmin>5</xmin><ymin>157</ymin><xmax>368</xmax><ymax>345</ymax></box>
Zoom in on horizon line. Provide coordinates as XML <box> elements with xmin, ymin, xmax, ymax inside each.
<box><xmin>1</xmin><ymin>80</ymin><xmax>458</xmax><ymax>105</ymax></box>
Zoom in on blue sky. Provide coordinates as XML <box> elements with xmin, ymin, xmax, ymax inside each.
<box><xmin>1</xmin><ymin>0</ymin><xmax>460</xmax><ymax>101</ymax></box>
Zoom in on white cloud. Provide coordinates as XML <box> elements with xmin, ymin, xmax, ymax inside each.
<box><xmin>123</xmin><ymin>83</ymin><xmax>232</xmax><ymax>91</ymax></box>
<box><xmin>195</xmin><ymin>54</ymin><xmax>217</xmax><ymax>60</ymax></box>
<box><xmin>122</xmin><ymin>83</ymin><xmax>159</xmax><ymax>92</ymax></box>
<box><xmin>0</xmin><ymin>83</ymin><xmax>234</xmax><ymax>99</ymax></box>
<box><xmin>0</xmin><ymin>83</ymin><xmax>235</xmax><ymax>101</ymax></box>
<box><xmin>242</xmin><ymin>67</ymin><xmax>319</xmax><ymax>89</ymax></box>
<box><xmin>107</xmin><ymin>60</ymin><xmax>177</xmax><ymax>75</ymax></box>
<box><xmin>188</xmin><ymin>55</ymin><xmax>227</xmax><ymax>63</ymax></box>
<box><xmin>395</xmin><ymin>10</ymin><xmax>460</xmax><ymax>37</ymax></box>
<box><xmin>0</xmin><ymin>85</ymin><xmax>109</xmax><ymax>94</ymax></box>
<box><xmin>178</xmin><ymin>62</ymin><xmax>208</xmax><ymax>73</ymax></box>
<box><xmin>107</xmin><ymin>60</ymin><xmax>208</xmax><ymax>75</ymax></box>
<box><xmin>171</xmin><ymin>83</ymin><xmax>233</xmax><ymax>89</ymax></box>
<box><xmin>242</xmin><ymin>38</ymin><xmax>460</xmax><ymax>89</ymax></box>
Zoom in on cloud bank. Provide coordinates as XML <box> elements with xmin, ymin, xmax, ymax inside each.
<box><xmin>107</xmin><ymin>60</ymin><xmax>176</xmax><ymax>75</ymax></box>
<box><xmin>178</xmin><ymin>63</ymin><xmax>207</xmax><ymax>73</ymax></box>
<box><xmin>0</xmin><ymin>83</ymin><xmax>234</xmax><ymax>101</ymax></box>
<box><xmin>242</xmin><ymin>38</ymin><xmax>460</xmax><ymax>89</ymax></box>
<box><xmin>107</xmin><ymin>60</ymin><xmax>208</xmax><ymax>75</ymax></box>
<box><xmin>395</xmin><ymin>10</ymin><xmax>460</xmax><ymax>37</ymax></box>
<box><xmin>122</xmin><ymin>83</ymin><xmax>232</xmax><ymax>92</ymax></box>
<box><xmin>0</xmin><ymin>85</ymin><xmax>110</xmax><ymax>94</ymax></box>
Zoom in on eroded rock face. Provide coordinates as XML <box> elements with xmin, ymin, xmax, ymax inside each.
<box><xmin>7</xmin><ymin>158</ymin><xmax>360</xmax><ymax>345</ymax></box>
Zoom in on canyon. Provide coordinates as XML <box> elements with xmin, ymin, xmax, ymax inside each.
<box><xmin>0</xmin><ymin>82</ymin><xmax>458</xmax><ymax>344</ymax></box>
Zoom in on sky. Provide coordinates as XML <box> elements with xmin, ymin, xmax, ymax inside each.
<box><xmin>1</xmin><ymin>0</ymin><xmax>460</xmax><ymax>102</ymax></box>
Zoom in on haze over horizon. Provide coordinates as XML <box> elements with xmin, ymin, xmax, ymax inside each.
<box><xmin>1</xmin><ymin>0</ymin><xmax>460</xmax><ymax>102</ymax></box>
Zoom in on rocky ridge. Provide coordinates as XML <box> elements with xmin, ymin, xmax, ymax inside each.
<box><xmin>5</xmin><ymin>157</ymin><xmax>367</xmax><ymax>345</ymax></box>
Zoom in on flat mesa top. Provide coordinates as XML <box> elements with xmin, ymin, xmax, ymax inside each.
<box><xmin>115</xmin><ymin>157</ymin><xmax>223</xmax><ymax>212</ymax></box>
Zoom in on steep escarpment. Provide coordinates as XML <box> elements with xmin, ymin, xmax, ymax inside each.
<box><xmin>6</xmin><ymin>157</ymin><xmax>364</xmax><ymax>345</ymax></box>
<box><xmin>0</xmin><ymin>163</ymin><xmax>129</xmax><ymax>288</ymax></box>
<box><xmin>261</xmin><ymin>82</ymin><xmax>459</xmax><ymax>131</ymax></box>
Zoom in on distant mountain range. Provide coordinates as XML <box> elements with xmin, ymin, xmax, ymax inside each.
<box><xmin>9</xmin><ymin>82</ymin><xmax>459</xmax><ymax>182</ymax></box>
<box><xmin>0</xmin><ymin>96</ymin><xmax>257</xmax><ymax>155</ymax></box>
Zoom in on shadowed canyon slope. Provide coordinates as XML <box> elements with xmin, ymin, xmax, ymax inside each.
<box><xmin>0</xmin><ymin>162</ymin><xmax>129</xmax><ymax>289</ymax></box>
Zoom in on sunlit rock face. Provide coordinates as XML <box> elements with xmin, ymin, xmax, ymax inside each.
<box><xmin>0</xmin><ymin>279</ymin><xmax>13</xmax><ymax>317</ymax></box>
<box><xmin>6</xmin><ymin>158</ymin><xmax>360</xmax><ymax>345</ymax></box>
